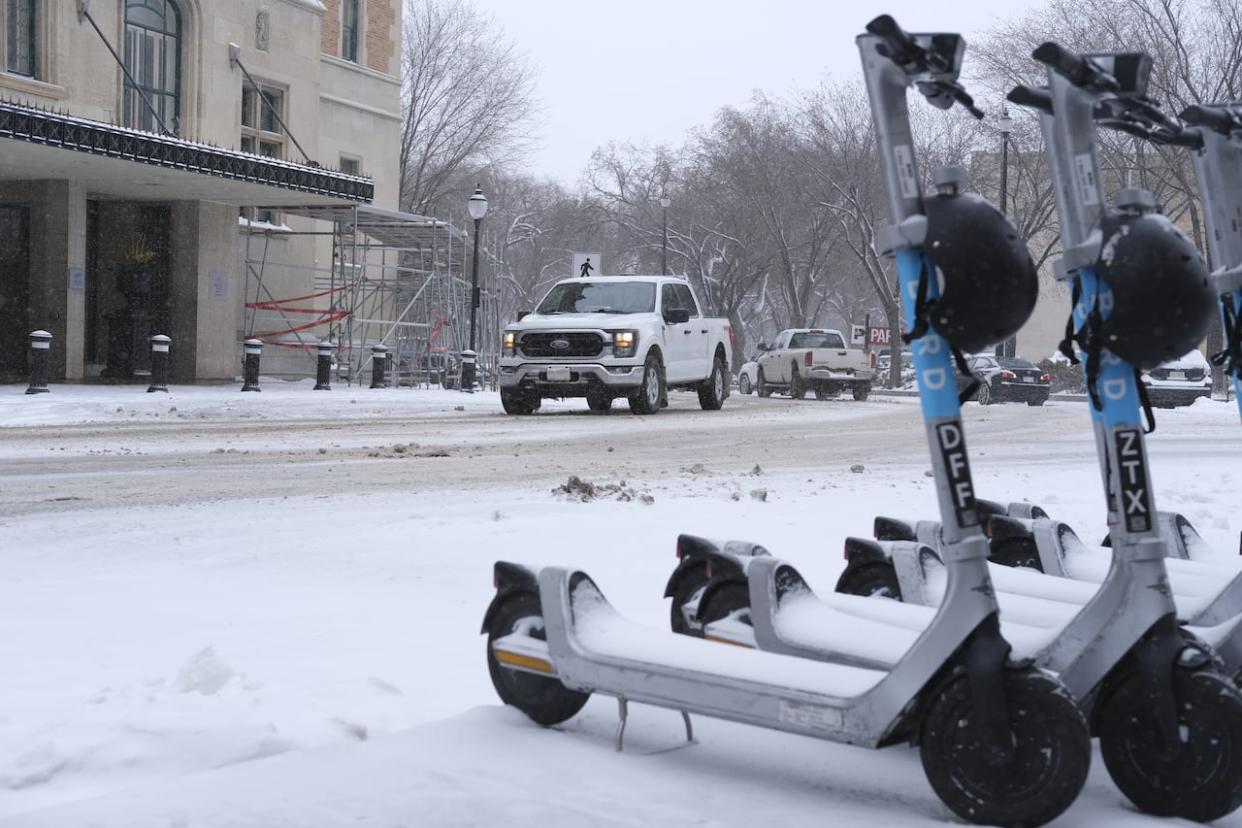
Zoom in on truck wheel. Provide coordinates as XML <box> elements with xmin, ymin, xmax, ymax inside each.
<box><xmin>586</xmin><ymin>389</ymin><xmax>612</xmax><ymax>412</ymax></box>
<box><xmin>853</xmin><ymin>384</ymin><xmax>871</xmax><ymax>402</ymax></box>
<box><xmin>790</xmin><ymin>366</ymin><xmax>806</xmax><ymax>400</ymax></box>
<box><xmin>629</xmin><ymin>352</ymin><xmax>665</xmax><ymax>415</ymax></box>
<box><xmin>756</xmin><ymin>367</ymin><xmax>771</xmax><ymax>398</ymax></box>
<box><xmin>737</xmin><ymin>373</ymin><xmax>752</xmax><ymax>395</ymax></box>
<box><xmin>698</xmin><ymin>356</ymin><xmax>727</xmax><ymax>411</ymax></box>
<box><xmin>501</xmin><ymin>388</ymin><xmax>540</xmax><ymax>415</ymax></box>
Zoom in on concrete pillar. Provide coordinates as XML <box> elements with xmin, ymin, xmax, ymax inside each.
<box><xmin>170</xmin><ymin>201</ymin><xmax>241</xmax><ymax>382</ymax></box>
<box><xmin>26</xmin><ymin>181</ymin><xmax>87</xmax><ymax>380</ymax></box>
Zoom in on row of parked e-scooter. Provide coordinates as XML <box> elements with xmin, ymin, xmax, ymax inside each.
<box><xmin>480</xmin><ymin>15</ymin><xmax>1242</xmax><ymax>827</ymax></box>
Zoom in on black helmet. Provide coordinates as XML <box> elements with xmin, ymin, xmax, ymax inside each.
<box><xmin>1093</xmin><ymin>202</ymin><xmax>1214</xmax><ymax>370</ymax></box>
<box><xmin>922</xmin><ymin>190</ymin><xmax>1038</xmax><ymax>353</ymax></box>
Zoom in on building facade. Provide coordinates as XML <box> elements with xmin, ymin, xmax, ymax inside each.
<box><xmin>0</xmin><ymin>0</ymin><xmax>402</xmax><ymax>383</ymax></box>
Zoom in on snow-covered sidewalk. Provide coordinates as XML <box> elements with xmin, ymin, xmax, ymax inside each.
<box><xmin>1</xmin><ymin>387</ymin><xmax>1239</xmax><ymax>825</ymax></box>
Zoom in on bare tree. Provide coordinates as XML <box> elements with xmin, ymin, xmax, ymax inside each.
<box><xmin>974</xmin><ymin>0</ymin><xmax>1242</xmax><ymax>392</ymax></box>
<box><xmin>399</xmin><ymin>0</ymin><xmax>538</xmax><ymax>216</ymax></box>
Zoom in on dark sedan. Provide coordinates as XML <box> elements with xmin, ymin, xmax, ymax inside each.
<box><xmin>958</xmin><ymin>355</ymin><xmax>1051</xmax><ymax>406</ymax></box>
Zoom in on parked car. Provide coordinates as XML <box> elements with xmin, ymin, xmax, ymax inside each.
<box><xmin>754</xmin><ymin>329</ymin><xmax>875</xmax><ymax>400</ymax></box>
<box><xmin>419</xmin><ymin>352</ymin><xmax>459</xmax><ymax>388</ymax></box>
<box><xmin>499</xmin><ymin>276</ymin><xmax>733</xmax><ymax>415</ymax></box>
<box><xmin>1142</xmin><ymin>349</ymin><xmax>1212</xmax><ymax>407</ymax></box>
<box><xmin>737</xmin><ymin>358</ymin><xmax>759</xmax><ymax>394</ymax></box>
<box><xmin>958</xmin><ymin>354</ymin><xmax>1050</xmax><ymax>406</ymax></box>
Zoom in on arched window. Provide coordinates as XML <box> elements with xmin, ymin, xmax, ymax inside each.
<box><xmin>123</xmin><ymin>0</ymin><xmax>181</xmax><ymax>134</ymax></box>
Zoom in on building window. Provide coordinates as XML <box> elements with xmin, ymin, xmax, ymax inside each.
<box><xmin>341</xmin><ymin>0</ymin><xmax>360</xmax><ymax>62</ymax></box>
<box><xmin>123</xmin><ymin>0</ymin><xmax>181</xmax><ymax>134</ymax></box>
<box><xmin>340</xmin><ymin>156</ymin><xmax>361</xmax><ymax>176</ymax></box>
<box><xmin>6</xmin><ymin>0</ymin><xmax>36</xmax><ymax>77</ymax></box>
<box><xmin>240</xmin><ymin>81</ymin><xmax>286</xmax><ymax>158</ymax></box>
<box><xmin>241</xmin><ymin>80</ymin><xmax>286</xmax><ymax>224</ymax></box>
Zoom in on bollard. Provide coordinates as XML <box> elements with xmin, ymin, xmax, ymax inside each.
<box><xmin>314</xmin><ymin>340</ymin><xmax>333</xmax><ymax>391</ymax></box>
<box><xmin>25</xmin><ymin>330</ymin><xmax>52</xmax><ymax>394</ymax></box>
<box><xmin>241</xmin><ymin>338</ymin><xmax>263</xmax><ymax>392</ymax></box>
<box><xmin>370</xmin><ymin>344</ymin><xmax>388</xmax><ymax>389</ymax></box>
<box><xmin>147</xmin><ymin>334</ymin><xmax>171</xmax><ymax>393</ymax></box>
<box><xmin>460</xmin><ymin>349</ymin><xmax>476</xmax><ymax>393</ymax></box>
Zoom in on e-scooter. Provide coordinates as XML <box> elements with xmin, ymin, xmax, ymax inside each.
<box><xmin>664</xmin><ymin>43</ymin><xmax>1242</xmax><ymax>823</ymax></box>
<box><xmin>481</xmin><ymin>17</ymin><xmax>1091</xmax><ymax>828</ymax></box>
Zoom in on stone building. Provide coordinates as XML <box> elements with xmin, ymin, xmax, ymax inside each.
<box><xmin>0</xmin><ymin>0</ymin><xmax>402</xmax><ymax>383</ymax></box>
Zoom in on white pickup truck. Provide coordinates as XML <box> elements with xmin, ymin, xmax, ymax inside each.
<box><xmin>754</xmin><ymin>328</ymin><xmax>875</xmax><ymax>400</ymax></box>
<box><xmin>498</xmin><ymin>276</ymin><xmax>733</xmax><ymax>415</ymax></box>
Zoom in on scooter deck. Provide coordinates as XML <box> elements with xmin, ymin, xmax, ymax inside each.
<box><xmin>767</xmin><ymin>589</ymin><xmax>1063</xmax><ymax>663</ymax></box>
<box><xmin>895</xmin><ymin>517</ymin><xmax>1236</xmax><ymax>623</ymax></box>
<box><xmin>569</xmin><ymin>583</ymin><xmax>886</xmax><ymax>698</ymax></box>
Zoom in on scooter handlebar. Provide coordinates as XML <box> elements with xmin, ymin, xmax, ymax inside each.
<box><xmin>1180</xmin><ymin>103</ymin><xmax>1242</xmax><ymax>135</ymax></box>
<box><xmin>1007</xmin><ymin>84</ymin><xmax>1053</xmax><ymax>115</ymax></box>
<box><xmin>1032</xmin><ymin>41</ymin><xmax>1120</xmax><ymax>93</ymax></box>
<box><xmin>866</xmin><ymin>14</ymin><xmax>923</xmax><ymax>67</ymax></box>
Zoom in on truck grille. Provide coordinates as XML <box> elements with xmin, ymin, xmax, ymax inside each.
<box><xmin>520</xmin><ymin>332</ymin><xmax>604</xmax><ymax>358</ymax></box>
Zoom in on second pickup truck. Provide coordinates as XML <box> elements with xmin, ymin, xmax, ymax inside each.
<box><xmin>754</xmin><ymin>328</ymin><xmax>875</xmax><ymax>400</ymax></box>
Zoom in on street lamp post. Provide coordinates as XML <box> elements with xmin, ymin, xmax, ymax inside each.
<box><xmin>996</xmin><ymin>107</ymin><xmax>1016</xmax><ymax>358</ymax></box>
<box><xmin>463</xmin><ymin>186</ymin><xmax>488</xmax><ymax>392</ymax></box>
<box><xmin>660</xmin><ymin>192</ymin><xmax>670</xmax><ymax>275</ymax></box>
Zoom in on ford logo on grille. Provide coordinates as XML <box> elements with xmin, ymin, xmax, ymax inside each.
<box><xmin>550</xmin><ymin>339</ymin><xmax>571</xmax><ymax>350</ymax></box>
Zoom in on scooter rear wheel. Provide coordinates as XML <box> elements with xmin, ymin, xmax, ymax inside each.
<box><xmin>698</xmin><ymin>580</ymin><xmax>752</xmax><ymax>628</ymax></box>
<box><xmin>834</xmin><ymin>563</ymin><xmax>902</xmax><ymax>600</ymax></box>
<box><xmin>920</xmin><ymin>668</ymin><xmax>1090</xmax><ymax>827</ymax></box>
<box><xmin>486</xmin><ymin>592</ymin><xmax>590</xmax><ymax>726</ymax></box>
<box><xmin>669</xmin><ymin>562</ymin><xmax>710</xmax><ymax>636</ymax></box>
<box><xmin>1099</xmin><ymin>667</ymin><xmax>1242</xmax><ymax>822</ymax></box>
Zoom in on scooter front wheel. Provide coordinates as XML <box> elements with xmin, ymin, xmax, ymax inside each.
<box><xmin>1099</xmin><ymin>667</ymin><xmax>1242</xmax><ymax>822</ymax></box>
<box><xmin>485</xmin><ymin>591</ymin><xmax>590</xmax><ymax>726</ymax></box>
<box><xmin>920</xmin><ymin>667</ymin><xmax>1090</xmax><ymax>827</ymax></box>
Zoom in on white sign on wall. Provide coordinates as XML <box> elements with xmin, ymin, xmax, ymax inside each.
<box><xmin>572</xmin><ymin>252</ymin><xmax>602</xmax><ymax>279</ymax></box>
<box><xmin>208</xmin><ymin>271</ymin><xmax>230</xmax><ymax>302</ymax></box>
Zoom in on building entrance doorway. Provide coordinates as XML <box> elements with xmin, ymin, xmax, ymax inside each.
<box><xmin>0</xmin><ymin>205</ymin><xmax>31</xmax><ymax>382</ymax></box>
<box><xmin>86</xmin><ymin>202</ymin><xmax>172</xmax><ymax>378</ymax></box>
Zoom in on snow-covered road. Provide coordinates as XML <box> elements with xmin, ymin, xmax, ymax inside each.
<box><xmin>1</xmin><ymin>383</ymin><xmax>1239</xmax><ymax>825</ymax></box>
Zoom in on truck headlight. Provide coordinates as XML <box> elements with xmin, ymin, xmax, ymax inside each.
<box><xmin>612</xmin><ymin>330</ymin><xmax>637</xmax><ymax>357</ymax></box>
<box><xmin>503</xmin><ymin>331</ymin><xmax>517</xmax><ymax>356</ymax></box>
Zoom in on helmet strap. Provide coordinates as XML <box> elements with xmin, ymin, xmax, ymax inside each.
<box><xmin>1063</xmin><ymin>278</ymin><xmax>1158</xmax><ymax>433</ymax></box>
<box><xmin>1210</xmin><ymin>297</ymin><xmax>1242</xmax><ymax>382</ymax></box>
<box><xmin>901</xmin><ymin>256</ymin><xmax>981</xmax><ymax>405</ymax></box>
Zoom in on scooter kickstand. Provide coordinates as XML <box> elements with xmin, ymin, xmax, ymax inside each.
<box><xmin>616</xmin><ymin>697</ymin><xmax>628</xmax><ymax>752</ymax></box>
<box><xmin>681</xmin><ymin>710</ymin><xmax>694</xmax><ymax>744</ymax></box>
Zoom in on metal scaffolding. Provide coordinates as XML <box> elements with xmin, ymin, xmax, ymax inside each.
<box><xmin>242</xmin><ymin>203</ymin><xmax>503</xmax><ymax>387</ymax></box>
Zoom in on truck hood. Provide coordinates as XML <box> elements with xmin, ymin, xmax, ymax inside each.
<box><xmin>508</xmin><ymin>312</ymin><xmax>653</xmax><ymax>331</ymax></box>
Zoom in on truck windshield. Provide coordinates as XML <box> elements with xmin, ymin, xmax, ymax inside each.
<box><xmin>789</xmin><ymin>332</ymin><xmax>845</xmax><ymax>349</ymax></box>
<box><xmin>536</xmin><ymin>281</ymin><xmax>657</xmax><ymax>315</ymax></box>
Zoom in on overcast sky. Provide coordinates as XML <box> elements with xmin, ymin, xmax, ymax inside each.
<box><xmin>470</xmin><ymin>0</ymin><xmax>1044</xmax><ymax>186</ymax></box>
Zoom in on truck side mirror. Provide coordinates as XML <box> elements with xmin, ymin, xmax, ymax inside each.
<box><xmin>664</xmin><ymin>308</ymin><xmax>691</xmax><ymax>325</ymax></box>
<box><xmin>516</xmin><ymin>310</ymin><xmax>531</xmax><ymax>322</ymax></box>
<box><xmin>757</xmin><ymin>343</ymin><xmax>770</xmax><ymax>352</ymax></box>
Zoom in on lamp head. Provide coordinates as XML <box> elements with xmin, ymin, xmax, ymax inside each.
<box><xmin>467</xmin><ymin>187</ymin><xmax>488</xmax><ymax>221</ymax></box>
